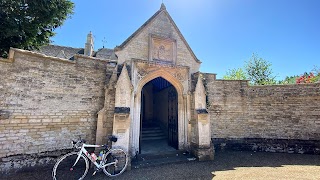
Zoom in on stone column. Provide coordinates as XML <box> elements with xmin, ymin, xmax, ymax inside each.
<box><xmin>112</xmin><ymin>108</ymin><xmax>131</xmax><ymax>152</ymax></box>
<box><xmin>193</xmin><ymin>110</ymin><xmax>214</xmax><ymax>161</ymax></box>
<box><xmin>191</xmin><ymin>74</ymin><xmax>214</xmax><ymax>161</ymax></box>
<box><xmin>112</xmin><ymin>64</ymin><xmax>133</xmax><ymax>168</ymax></box>
<box><xmin>112</xmin><ymin>107</ymin><xmax>131</xmax><ymax>170</ymax></box>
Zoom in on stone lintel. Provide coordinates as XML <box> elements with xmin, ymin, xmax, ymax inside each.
<box><xmin>132</xmin><ymin>58</ymin><xmax>190</xmax><ymax>70</ymax></box>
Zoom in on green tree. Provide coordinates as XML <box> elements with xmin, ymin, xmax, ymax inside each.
<box><xmin>278</xmin><ymin>75</ymin><xmax>298</xmax><ymax>84</ymax></box>
<box><xmin>223</xmin><ymin>68</ymin><xmax>248</xmax><ymax>80</ymax></box>
<box><xmin>0</xmin><ymin>0</ymin><xmax>74</xmax><ymax>57</ymax></box>
<box><xmin>245</xmin><ymin>53</ymin><xmax>276</xmax><ymax>85</ymax></box>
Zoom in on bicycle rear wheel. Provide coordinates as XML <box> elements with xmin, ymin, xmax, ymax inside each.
<box><xmin>52</xmin><ymin>152</ymin><xmax>89</xmax><ymax>180</ymax></box>
<box><xmin>103</xmin><ymin>149</ymin><xmax>128</xmax><ymax>177</ymax></box>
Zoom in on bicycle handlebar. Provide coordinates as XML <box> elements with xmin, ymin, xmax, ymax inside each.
<box><xmin>72</xmin><ymin>138</ymin><xmax>86</xmax><ymax>149</ymax></box>
<box><xmin>72</xmin><ymin>139</ymin><xmax>86</xmax><ymax>144</ymax></box>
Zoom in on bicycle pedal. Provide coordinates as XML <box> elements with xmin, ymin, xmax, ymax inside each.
<box><xmin>92</xmin><ymin>171</ymin><xmax>97</xmax><ymax>176</ymax></box>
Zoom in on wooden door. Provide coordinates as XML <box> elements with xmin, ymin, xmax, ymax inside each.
<box><xmin>168</xmin><ymin>87</ymin><xmax>178</xmax><ymax>149</ymax></box>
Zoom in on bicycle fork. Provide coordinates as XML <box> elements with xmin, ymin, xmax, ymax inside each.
<box><xmin>70</xmin><ymin>152</ymin><xmax>83</xmax><ymax>171</ymax></box>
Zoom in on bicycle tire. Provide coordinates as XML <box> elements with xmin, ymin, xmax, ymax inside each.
<box><xmin>102</xmin><ymin>149</ymin><xmax>128</xmax><ymax>177</ymax></box>
<box><xmin>52</xmin><ymin>152</ymin><xmax>89</xmax><ymax>180</ymax></box>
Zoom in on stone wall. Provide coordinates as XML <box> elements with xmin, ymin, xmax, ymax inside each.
<box><xmin>0</xmin><ymin>49</ymin><xmax>114</xmax><ymax>161</ymax></box>
<box><xmin>1</xmin><ymin>47</ymin><xmax>319</xmax><ymax>173</ymax></box>
<box><xmin>204</xmin><ymin>73</ymin><xmax>320</xmax><ymax>153</ymax></box>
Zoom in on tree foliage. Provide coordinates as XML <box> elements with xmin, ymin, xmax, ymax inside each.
<box><xmin>278</xmin><ymin>75</ymin><xmax>298</xmax><ymax>84</ymax></box>
<box><xmin>278</xmin><ymin>66</ymin><xmax>320</xmax><ymax>84</ymax></box>
<box><xmin>223</xmin><ymin>54</ymin><xmax>319</xmax><ymax>85</ymax></box>
<box><xmin>245</xmin><ymin>53</ymin><xmax>276</xmax><ymax>85</ymax></box>
<box><xmin>295</xmin><ymin>72</ymin><xmax>319</xmax><ymax>84</ymax></box>
<box><xmin>223</xmin><ymin>68</ymin><xmax>248</xmax><ymax>80</ymax></box>
<box><xmin>223</xmin><ymin>54</ymin><xmax>276</xmax><ymax>85</ymax></box>
<box><xmin>0</xmin><ymin>0</ymin><xmax>74</xmax><ymax>57</ymax></box>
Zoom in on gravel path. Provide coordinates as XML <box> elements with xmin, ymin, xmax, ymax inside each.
<box><xmin>2</xmin><ymin>151</ymin><xmax>320</xmax><ymax>180</ymax></box>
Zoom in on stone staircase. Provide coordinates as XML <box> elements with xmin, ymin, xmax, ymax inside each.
<box><xmin>141</xmin><ymin>125</ymin><xmax>166</xmax><ymax>141</ymax></box>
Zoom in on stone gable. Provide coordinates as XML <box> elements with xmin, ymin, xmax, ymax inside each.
<box><xmin>115</xmin><ymin>7</ymin><xmax>201</xmax><ymax>73</ymax></box>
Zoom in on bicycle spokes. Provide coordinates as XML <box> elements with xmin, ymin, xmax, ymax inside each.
<box><xmin>102</xmin><ymin>149</ymin><xmax>128</xmax><ymax>177</ymax></box>
<box><xmin>53</xmin><ymin>152</ymin><xmax>89</xmax><ymax>180</ymax></box>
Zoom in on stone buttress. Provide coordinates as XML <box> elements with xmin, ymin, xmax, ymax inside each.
<box><xmin>191</xmin><ymin>74</ymin><xmax>214</xmax><ymax>160</ymax></box>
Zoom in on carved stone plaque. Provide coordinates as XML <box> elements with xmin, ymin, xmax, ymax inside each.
<box><xmin>149</xmin><ymin>35</ymin><xmax>176</xmax><ymax>63</ymax></box>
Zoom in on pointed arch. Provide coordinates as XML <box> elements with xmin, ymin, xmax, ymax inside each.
<box><xmin>135</xmin><ymin>69</ymin><xmax>184</xmax><ymax>97</ymax></box>
<box><xmin>130</xmin><ymin>69</ymin><xmax>187</xmax><ymax>156</ymax></box>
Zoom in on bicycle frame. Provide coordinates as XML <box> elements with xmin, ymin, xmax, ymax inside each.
<box><xmin>73</xmin><ymin>143</ymin><xmax>116</xmax><ymax>169</ymax></box>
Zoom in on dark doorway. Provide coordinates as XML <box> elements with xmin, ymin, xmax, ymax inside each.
<box><xmin>140</xmin><ymin>77</ymin><xmax>178</xmax><ymax>154</ymax></box>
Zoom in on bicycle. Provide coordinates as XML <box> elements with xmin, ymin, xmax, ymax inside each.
<box><xmin>52</xmin><ymin>136</ymin><xmax>128</xmax><ymax>180</ymax></box>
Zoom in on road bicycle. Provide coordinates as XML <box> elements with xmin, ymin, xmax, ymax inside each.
<box><xmin>52</xmin><ymin>136</ymin><xmax>128</xmax><ymax>180</ymax></box>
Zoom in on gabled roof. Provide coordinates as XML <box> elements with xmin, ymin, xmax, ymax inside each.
<box><xmin>36</xmin><ymin>45</ymin><xmax>84</xmax><ymax>60</ymax></box>
<box><xmin>115</xmin><ymin>3</ymin><xmax>201</xmax><ymax>63</ymax></box>
<box><xmin>36</xmin><ymin>45</ymin><xmax>117</xmax><ymax>60</ymax></box>
<box><xmin>94</xmin><ymin>48</ymin><xmax>118</xmax><ymax>60</ymax></box>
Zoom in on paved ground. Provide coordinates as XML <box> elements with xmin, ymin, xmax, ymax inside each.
<box><xmin>2</xmin><ymin>150</ymin><xmax>320</xmax><ymax>180</ymax></box>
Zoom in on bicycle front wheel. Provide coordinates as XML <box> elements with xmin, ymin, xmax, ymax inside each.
<box><xmin>52</xmin><ymin>152</ymin><xmax>89</xmax><ymax>180</ymax></box>
<box><xmin>103</xmin><ymin>149</ymin><xmax>128</xmax><ymax>177</ymax></box>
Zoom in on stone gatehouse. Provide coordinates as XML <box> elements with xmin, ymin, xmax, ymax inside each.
<box><xmin>0</xmin><ymin>3</ymin><xmax>319</xmax><ymax>172</ymax></box>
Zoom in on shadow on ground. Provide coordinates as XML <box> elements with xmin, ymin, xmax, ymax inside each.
<box><xmin>2</xmin><ymin>150</ymin><xmax>320</xmax><ymax>180</ymax></box>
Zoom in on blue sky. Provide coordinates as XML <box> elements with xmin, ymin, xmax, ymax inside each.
<box><xmin>52</xmin><ymin>0</ymin><xmax>320</xmax><ymax>80</ymax></box>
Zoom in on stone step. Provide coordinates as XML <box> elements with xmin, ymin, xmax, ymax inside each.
<box><xmin>141</xmin><ymin>125</ymin><xmax>166</xmax><ymax>140</ymax></box>
<box><xmin>142</xmin><ymin>132</ymin><xmax>166</xmax><ymax>137</ymax></box>
<box><xmin>142</xmin><ymin>129</ymin><xmax>164</xmax><ymax>134</ymax></box>
<box><xmin>142</xmin><ymin>127</ymin><xmax>161</xmax><ymax>131</ymax></box>
<box><xmin>131</xmin><ymin>151</ymin><xmax>196</xmax><ymax>169</ymax></box>
<box><xmin>141</xmin><ymin>136</ymin><xmax>166</xmax><ymax>141</ymax></box>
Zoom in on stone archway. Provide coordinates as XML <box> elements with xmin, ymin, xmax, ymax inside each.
<box><xmin>130</xmin><ymin>69</ymin><xmax>187</xmax><ymax>156</ymax></box>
